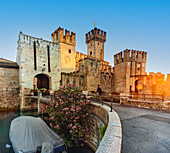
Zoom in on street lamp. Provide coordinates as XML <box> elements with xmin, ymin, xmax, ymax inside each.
<box><xmin>42</xmin><ymin>64</ymin><xmax>46</xmax><ymax>72</ymax></box>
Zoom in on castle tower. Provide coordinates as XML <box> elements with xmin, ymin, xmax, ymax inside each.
<box><xmin>85</xmin><ymin>28</ymin><xmax>106</xmax><ymax>60</ymax></box>
<box><xmin>51</xmin><ymin>27</ymin><xmax>76</xmax><ymax>73</ymax></box>
<box><xmin>114</xmin><ymin>49</ymin><xmax>147</xmax><ymax>93</ymax></box>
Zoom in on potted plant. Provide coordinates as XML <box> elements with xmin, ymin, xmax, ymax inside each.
<box><xmin>45</xmin><ymin>89</ymin><xmax>50</xmax><ymax>96</ymax></box>
<box><xmin>40</xmin><ymin>88</ymin><xmax>46</xmax><ymax>96</ymax></box>
<box><xmin>32</xmin><ymin>88</ymin><xmax>38</xmax><ymax>96</ymax></box>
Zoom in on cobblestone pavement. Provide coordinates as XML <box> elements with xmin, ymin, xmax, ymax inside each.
<box><xmin>112</xmin><ymin>103</ymin><xmax>170</xmax><ymax>153</ymax></box>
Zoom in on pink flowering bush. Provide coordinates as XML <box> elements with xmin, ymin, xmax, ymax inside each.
<box><xmin>45</xmin><ymin>83</ymin><xmax>90</xmax><ymax>146</ymax></box>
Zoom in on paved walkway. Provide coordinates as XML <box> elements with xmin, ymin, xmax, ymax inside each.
<box><xmin>112</xmin><ymin>103</ymin><xmax>170</xmax><ymax>153</ymax></box>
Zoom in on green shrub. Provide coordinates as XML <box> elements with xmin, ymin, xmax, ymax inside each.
<box><xmin>99</xmin><ymin>125</ymin><xmax>107</xmax><ymax>140</ymax></box>
<box><xmin>45</xmin><ymin>83</ymin><xmax>90</xmax><ymax>146</ymax></box>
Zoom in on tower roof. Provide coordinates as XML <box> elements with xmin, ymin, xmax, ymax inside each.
<box><xmin>0</xmin><ymin>58</ymin><xmax>19</xmax><ymax>69</ymax></box>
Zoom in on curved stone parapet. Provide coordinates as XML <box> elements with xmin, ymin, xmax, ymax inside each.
<box><xmin>90</xmin><ymin>102</ymin><xmax>122</xmax><ymax>153</ymax></box>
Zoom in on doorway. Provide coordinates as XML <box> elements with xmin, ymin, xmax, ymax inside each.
<box><xmin>34</xmin><ymin>74</ymin><xmax>49</xmax><ymax>89</ymax></box>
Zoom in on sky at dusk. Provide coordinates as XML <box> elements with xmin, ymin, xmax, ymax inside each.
<box><xmin>0</xmin><ymin>0</ymin><xmax>170</xmax><ymax>77</ymax></box>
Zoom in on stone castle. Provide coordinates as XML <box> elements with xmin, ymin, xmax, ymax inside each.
<box><xmin>0</xmin><ymin>27</ymin><xmax>170</xmax><ymax>110</ymax></box>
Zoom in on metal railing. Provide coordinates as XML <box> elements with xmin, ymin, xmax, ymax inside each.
<box><xmin>87</xmin><ymin>95</ymin><xmax>114</xmax><ymax>112</ymax></box>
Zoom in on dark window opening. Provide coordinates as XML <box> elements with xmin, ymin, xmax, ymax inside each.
<box><xmin>90</xmin><ymin>51</ymin><xmax>92</xmax><ymax>55</ymax></box>
<box><xmin>138</xmin><ymin>67</ymin><xmax>140</xmax><ymax>71</ymax></box>
<box><xmin>69</xmin><ymin>49</ymin><xmax>71</xmax><ymax>53</ymax></box>
<box><xmin>101</xmin><ymin>49</ymin><xmax>102</xmax><ymax>58</ymax></box>
<box><xmin>130</xmin><ymin>85</ymin><xmax>132</xmax><ymax>92</ymax></box>
<box><xmin>47</xmin><ymin>45</ymin><xmax>51</xmax><ymax>72</ymax></box>
<box><xmin>33</xmin><ymin>41</ymin><xmax>37</xmax><ymax>70</ymax></box>
<box><xmin>131</xmin><ymin>61</ymin><xmax>132</xmax><ymax>69</ymax></box>
<box><xmin>91</xmin><ymin>44</ymin><xmax>92</xmax><ymax>46</ymax></box>
<box><xmin>98</xmin><ymin>43</ymin><xmax>100</xmax><ymax>45</ymax></box>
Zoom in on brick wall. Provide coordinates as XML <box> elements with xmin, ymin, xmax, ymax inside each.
<box><xmin>0</xmin><ymin>67</ymin><xmax>20</xmax><ymax>111</ymax></box>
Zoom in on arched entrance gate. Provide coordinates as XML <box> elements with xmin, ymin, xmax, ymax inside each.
<box><xmin>33</xmin><ymin>74</ymin><xmax>50</xmax><ymax>89</ymax></box>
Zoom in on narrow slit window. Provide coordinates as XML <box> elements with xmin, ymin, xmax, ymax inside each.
<box><xmin>47</xmin><ymin>45</ymin><xmax>51</xmax><ymax>72</ymax></box>
<box><xmin>33</xmin><ymin>41</ymin><xmax>37</xmax><ymax>70</ymax></box>
<box><xmin>69</xmin><ymin>49</ymin><xmax>71</xmax><ymax>53</ymax></box>
<box><xmin>90</xmin><ymin>51</ymin><xmax>92</xmax><ymax>55</ymax></box>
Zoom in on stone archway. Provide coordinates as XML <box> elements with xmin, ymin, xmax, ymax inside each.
<box><xmin>34</xmin><ymin>74</ymin><xmax>50</xmax><ymax>89</ymax></box>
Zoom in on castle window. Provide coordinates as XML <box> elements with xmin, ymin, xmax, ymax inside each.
<box><xmin>90</xmin><ymin>51</ymin><xmax>92</xmax><ymax>55</ymax></box>
<box><xmin>91</xmin><ymin>44</ymin><xmax>92</xmax><ymax>46</ymax></box>
<box><xmin>47</xmin><ymin>45</ymin><xmax>51</xmax><ymax>72</ymax></box>
<box><xmin>98</xmin><ymin>43</ymin><xmax>100</xmax><ymax>45</ymax></box>
<box><xmin>33</xmin><ymin>41</ymin><xmax>37</xmax><ymax>70</ymax></box>
<box><xmin>138</xmin><ymin>67</ymin><xmax>140</xmax><ymax>71</ymax></box>
<box><xmin>69</xmin><ymin>49</ymin><xmax>71</xmax><ymax>53</ymax></box>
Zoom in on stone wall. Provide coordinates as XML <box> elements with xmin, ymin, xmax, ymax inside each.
<box><xmin>51</xmin><ymin>27</ymin><xmax>76</xmax><ymax>73</ymax></box>
<box><xmin>88</xmin><ymin>103</ymin><xmax>122</xmax><ymax>153</ymax></box>
<box><xmin>0</xmin><ymin>67</ymin><xmax>20</xmax><ymax>111</ymax></box>
<box><xmin>17</xmin><ymin>32</ymin><xmax>61</xmax><ymax>110</ymax></box>
<box><xmin>120</xmin><ymin>93</ymin><xmax>170</xmax><ymax>111</ymax></box>
<box><xmin>139</xmin><ymin>72</ymin><xmax>170</xmax><ymax>96</ymax></box>
<box><xmin>85</xmin><ymin>28</ymin><xmax>106</xmax><ymax>60</ymax></box>
<box><xmin>100</xmin><ymin>72</ymin><xmax>113</xmax><ymax>92</ymax></box>
<box><xmin>114</xmin><ymin>61</ymin><xmax>128</xmax><ymax>93</ymax></box>
<box><xmin>61</xmin><ymin>57</ymin><xmax>114</xmax><ymax>92</ymax></box>
<box><xmin>114</xmin><ymin>49</ymin><xmax>147</xmax><ymax>93</ymax></box>
<box><xmin>86</xmin><ymin>103</ymin><xmax>109</xmax><ymax>151</ymax></box>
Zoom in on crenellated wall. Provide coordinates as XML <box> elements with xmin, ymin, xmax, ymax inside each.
<box><xmin>61</xmin><ymin>54</ymin><xmax>114</xmax><ymax>92</ymax></box>
<box><xmin>114</xmin><ymin>49</ymin><xmax>147</xmax><ymax>65</ymax></box>
<box><xmin>51</xmin><ymin>27</ymin><xmax>76</xmax><ymax>73</ymax></box>
<box><xmin>17</xmin><ymin>32</ymin><xmax>61</xmax><ymax>110</ymax></box>
<box><xmin>85</xmin><ymin>28</ymin><xmax>106</xmax><ymax>60</ymax></box>
<box><xmin>85</xmin><ymin>28</ymin><xmax>106</xmax><ymax>43</ymax></box>
<box><xmin>137</xmin><ymin>72</ymin><xmax>170</xmax><ymax>97</ymax></box>
<box><xmin>75</xmin><ymin>51</ymin><xmax>112</xmax><ymax>73</ymax></box>
<box><xmin>51</xmin><ymin>27</ymin><xmax>76</xmax><ymax>45</ymax></box>
<box><xmin>114</xmin><ymin>49</ymin><xmax>147</xmax><ymax>93</ymax></box>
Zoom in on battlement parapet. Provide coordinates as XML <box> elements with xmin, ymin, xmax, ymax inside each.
<box><xmin>149</xmin><ymin>72</ymin><xmax>155</xmax><ymax>75</ymax></box>
<box><xmin>147</xmin><ymin>72</ymin><xmax>166</xmax><ymax>82</ymax></box>
<box><xmin>75</xmin><ymin>51</ymin><xmax>111</xmax><ymax>72</ymax></box>
<box><xmin>18</xmin><ymin>32</ymin><xmax>58</xmax><ymax>48</ymax></box>
<box><xmin>147</xmin><ymin>73</ymin><xmax>170</xmax><ymax>82</ymax></box>
<box><xmin>114</xmin><ymin>49</ymin><xmax>147</xmax><ymax>65</ymax></box>
<box><xmin>85</xmin><ymin>27</ymin><xmax>106</xmax><ymax>43</ymax></box>
<box><xmin>51</xmin><ymin>27</ymin><xmax>76</xmax><ymax>45</ymax></box>
<box><xmin>166</xmin><ymin>74</ymin><xmax>170</xmax><ymax>82</ymax></box>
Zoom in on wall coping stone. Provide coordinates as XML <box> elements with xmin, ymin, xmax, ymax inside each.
<box><xmin>91</xmin><ymin>102</ymin><xmax>122</xmax><ymax>153</ymax></box>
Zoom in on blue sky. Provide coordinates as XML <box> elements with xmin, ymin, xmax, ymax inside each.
<box><xmin>0</xmin><ymin>0</ymin><xmax>170</xmax><ymax>76</ymax></box>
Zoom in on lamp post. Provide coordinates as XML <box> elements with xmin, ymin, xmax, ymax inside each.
<box><xmin>42</xmin><ymin>64</ymin><xmax>46</xmax><ymax>72</ymax></box>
